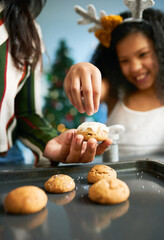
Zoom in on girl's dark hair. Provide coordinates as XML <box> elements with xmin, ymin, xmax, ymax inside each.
<box><xmin>91</xmin><ymin>8</ymin><xmax>164</xmax><ymax>98</ymax></box>
<box><xmin>1</xmin><ymin>0</ymin><xmax>46</xmax><ymax>70</ymax></box>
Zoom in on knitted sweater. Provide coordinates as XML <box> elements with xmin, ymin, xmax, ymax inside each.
<box><xmin>0</xmin><ymin>6</ymin><xmax>57</xmax><ymax>164</ymax></box>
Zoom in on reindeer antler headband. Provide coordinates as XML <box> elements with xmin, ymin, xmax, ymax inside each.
<box><xmin>74</xmin><ymin>0</ymin><xmax>155</xmax><ymax>48</ymax></box>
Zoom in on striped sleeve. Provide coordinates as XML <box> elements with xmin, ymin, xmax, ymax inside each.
<box><xmin>15</xmin><ymin>66</ymin><xmax>58</xmax><ymax>162</ymax></box>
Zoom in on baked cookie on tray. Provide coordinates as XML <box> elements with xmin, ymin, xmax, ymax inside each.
<box><xmin>44</xmin><ymin>174</ymin><xmax>75</xmax><ymax>193</ymax></box>
<box><xmin>4</xmin><ymin>186</ymin><xmax>47</xmax><ymax>214</ymax></box>
<box><xmin>89</xmin><ymin>178</ymin><xmax>130</xmax><ymax>204</ymax></box>
<box><xmin>87</xmin><ymin>165</ymin><xmax>117</xmax><ymax>183</ymax></box>
<box><xmin>77</xmin><ymin>122</ymin><xmax>109</xmax><ymax>141</ymax></box>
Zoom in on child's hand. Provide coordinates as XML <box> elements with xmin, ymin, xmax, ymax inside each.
<box><xmin>64</xmin><ymin>62</ymin><xmax>102</xmax><ymax>116</ymax></box>
<box><xmin>43</xmin><ymin>129</ymin><xmax>112</xmax><ymax>163</ymax></box>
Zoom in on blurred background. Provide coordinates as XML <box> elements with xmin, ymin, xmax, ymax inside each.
<box><xmin>36</xmin><ymin>0</ymin><xmax>164</xmax><ymax>131</ymax></box>
<box><xmin>18</xmin><ymin>0</ymin><xmax>164</xmax><ymax>163</ymax></box>
<box><xmin>37</xmin><ymin>0</ymin><xmax>164</xmax><ymax>66</ymax></box>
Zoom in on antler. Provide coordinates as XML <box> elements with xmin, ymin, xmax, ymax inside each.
<box><xmin>74</xmin><ymin>4</ymin><xmax>106</xmax><ymax>32</ymax></box>
<box><xmin>124</xmin><ymin>0</ymin><xmax>155</xmax><ymax>20</ymax></box>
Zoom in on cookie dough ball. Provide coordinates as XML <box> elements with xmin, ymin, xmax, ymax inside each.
<box><xmin>44</xmin><ymin>174</ymin><xmax>75</xmax><ymax>193</ymax></box>
<box><xmin>4</xmin><ymin>186</ymin><xmax>47</xmax><ymax>214</ymax></box>
<box><xmin>77</xmin><ymin>122</ymin><xmax>109</xmax><ymax>141</ymax></box>
<box><xmin>89</xmin><ymin>178</ymin><xmax>130</xmax><ymax>204</ymax></box>
<box><xmin>87</xmin><ymin>165</ymin><xmax>117</xmax><ymax>183</ymax></box>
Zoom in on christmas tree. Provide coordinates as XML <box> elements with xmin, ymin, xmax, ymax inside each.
<box><xmin>43</xmin><ymin>40</ymin><xmax>86</xmax><ymax>134</ymax></box>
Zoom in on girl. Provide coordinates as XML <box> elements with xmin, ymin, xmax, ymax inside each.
<box><xmin>0</xmin><ymin>0</ymin><xmax>111</xmax><ymax>165</ymax></box>
<box><xmin>64</xmin><ymin>7</ymin><xmax>164</xmax><ymax>157</ymax></box>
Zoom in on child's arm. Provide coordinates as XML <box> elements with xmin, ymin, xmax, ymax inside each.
<box><xmin>64</xmin><ymin>62</ymin><xmax>102</xmax><ymax>116</ymax></box>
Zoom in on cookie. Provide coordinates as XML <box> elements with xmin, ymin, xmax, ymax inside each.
<box><xmin>88</xmin><ymin>178</ymin><xmax>130</xmax><ymax>204</ymax></box>
<box><xmin>44</xmin><ymin>174</ymin><xmax>75</xmax><ymax>193</ymax></box>
<box><xmin>87</xmin><ymin>165</ymin><xmax>117</xmax><ymax>183</ymax></box>
<box><xmin>77</xmin><ymin>122</ymin><xmax>109</xmax><ymax>141</ymax></box>
<box><xmin>4</xmin><ymin>186</ymin><xmax>47</xmax><ymax>214</ymax></box>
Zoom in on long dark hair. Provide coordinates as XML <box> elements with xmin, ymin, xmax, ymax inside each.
<box><xmin>91</xmin><ymin>8</ymin><xmax>164</xmax><ymax>98</ymax></box>
<box><xmin>1</xmin><ymin>0</ymin><xmax>46</xmax><ymax>70</ymax></box>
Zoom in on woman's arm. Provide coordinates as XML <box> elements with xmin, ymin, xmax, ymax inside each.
<box><xmin>15</xmin><ymin>66</ymin><xmax>58</xmax><ymax>162</ymax></box>
<box><xmin>43</xmin><ymin>129</ymin><xmax>112</xmax><ymax>164</ymax></box>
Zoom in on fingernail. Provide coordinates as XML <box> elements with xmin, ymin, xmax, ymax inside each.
<box><xmin>90</xmin><ymin>142</ymin><xmax>96</xmax><ymax>149</ymax></box>
<box><xmin>76</xmin><ymin>136</ymin><xmax>82</xmax><ymax>145</ymax></box>
<box><xmin>79</xmin><ymin>108</ymin><xmax>85</xmax><ymax>113</ymax></box>
<box><xmin>88</xmin><ymin>111</ymin><xmax>93</xmax><ymax>116</ymax></box>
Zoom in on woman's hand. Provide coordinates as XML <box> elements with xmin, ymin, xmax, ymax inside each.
<box><xmin>64</xmin><ymin>63</ymin><xmax>102</xmax><ymax>116</ymax></box>
<box><xmin>43</xmin><ymin>129</ymin><xmax>112</xmax><ymax>164</ymax></box>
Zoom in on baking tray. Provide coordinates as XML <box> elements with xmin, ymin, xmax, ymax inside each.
<box><xmin>0</xmin><ymin>159</ymin><xmax>164</xmax><ymax>240</ymax></box>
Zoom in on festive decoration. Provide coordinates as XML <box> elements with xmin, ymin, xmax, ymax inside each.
<box><xmin>124</xmin><ymin>0</ymin><xmax>155</xmax><ymax>20</ymax></box>
<box><xmin>43</xmin><ymin>40</ymin><xmax>86</xmax><ymax>133</ymax></box>
<box><xmin>95</xmin><ymin>15</ymin><xmax>123</xmax><ymax>48</ymax></box>
<box><xmin>74</xmin><ymin>5</ymin><xmax>123</xmax><ymax>48</ymax></box>
<box><xmin>74</xmin><ymin>1</ymin><xmax>155</xmax><ymax>48</ymax></box>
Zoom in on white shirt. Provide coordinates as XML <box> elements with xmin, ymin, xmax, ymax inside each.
<box><xmin>107</xmin><ymin>100</ymin><xmax>164</xmax><ymax>157</ymax></box>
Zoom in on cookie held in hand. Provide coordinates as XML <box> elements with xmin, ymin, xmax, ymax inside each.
<box><xmin>44</xmin><ymin>174</ymin><xmax>75</xmax><ymax>193</ymax></box>
<box><xmin>77</xmin><ymin>122</ymin><xmax>109</xmax><ymax>141</ymax></box>
<box><xmin>4</xmin><ymin>186</ymin><xmax>48</xmax><ymax>214</ymax></box>
<box><xmin>87</xmin><ymin>165</ymin><xmax>117</xmax><ymax>183</ymax></box>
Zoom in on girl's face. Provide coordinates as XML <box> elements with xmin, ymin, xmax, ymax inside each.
<box><xmin>116</xmin><ymin>32</ymin><xmax>158</xmax><ymax>91</ymax></box>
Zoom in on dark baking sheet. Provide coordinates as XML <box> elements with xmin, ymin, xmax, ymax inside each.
<box><xmin>0</xmin><ymin>159</ymin><xmax>164</xmax><ymax>240</ymax></box>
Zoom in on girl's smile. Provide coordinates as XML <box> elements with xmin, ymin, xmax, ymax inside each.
<box><xmin>116</xmin><ymin>32</ymin><xmax>158</xmax><ymax>91</ymax></box>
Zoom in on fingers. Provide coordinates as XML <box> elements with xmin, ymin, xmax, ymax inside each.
<box><xmin>81</xmin><ymin>73</ymin><xmax>94</xmax><ymax>116</ymax></box>
<box><xmin>92</xmin><ymin>69</ymin><xmax>102</xmax><ymax>113</ymax></box>
<box><xmin>59</xmin><ymin>134</ymin><xmax>112</xmax><ymax>163</ymax></box>
<box><xmin>71</xmin><ymin>75</ymin><xmax>86</xmax><ymax>114</ymax></box>
<box><xmin>64</xmin><ymin>137</ymin><xmax>98</xmax><ymax>164</ymax></box>
<box><xmin>64</xmin><ymin>72</ymin><xmax>75</xmax><ymax>108</ymax></box>
<box><xmin>64</xmin><ymin>63</ymin><xmax>102</xmax><ymax>116</ymax></box>
<box><xmin>79</xmin><ymin>138</ymin><xmax>97</xmax><ymax>163</ymax></box>
<box><xmin>96</xmin><ymin>138</ymin><xmax>113</xmax><ymax>155</ymax></box>
<box><xmin>64</xmin><ymin>66</ymin><xmax>86</xmax><ymax>113</ymax></box>
<box><xmin>55</xmin><ymin>131</ymin><xmax>75</xmax><ymax>162</ymax></box>
<box><xmin>44</xmin><ymin>131</ymin><xmax>112</xmax><ymax>164</ymax></box>
<box><xmin>64</xmin><ymin>134</ymin><xmax>85</xmax><ymax>163</ymax></box>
